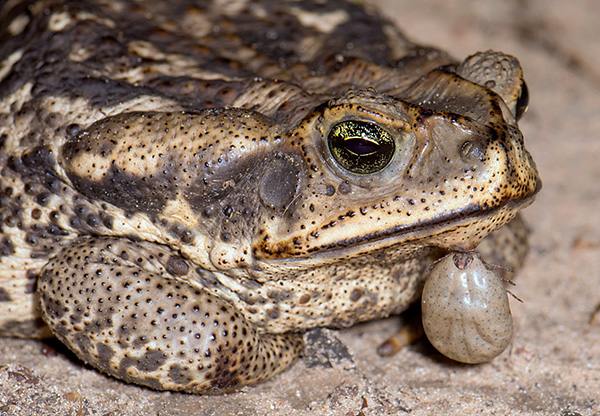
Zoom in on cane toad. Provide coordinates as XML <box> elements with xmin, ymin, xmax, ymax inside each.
<box><xmin>0</xmin><ymin>0</ymin><xmax>540</xmax><ymax>393</ymax></box>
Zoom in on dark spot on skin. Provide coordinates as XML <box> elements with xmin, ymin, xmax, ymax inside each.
<box><xmin>70</xmin><ymin>303</ymin><xmax>84</xmax><ymax>324</ymax></box>
<box><xmin>266</xmin><ymin>307</ymin><xmax>280</xmax><ymax>320</ymax></box>
<box><xmin>17</xmin><ymin>146</ymin><xmax>57</xmax><ymax>177</ymax></box>
<box><xmin>258</xmin><ymin>155</ymin><xmax>299</xmax><ymax>210</ymax></box>
<box><xmin>95</xmin><ymin>342</ymin><xmax>115</xmax><ymax>371</ymax></box>
<box><xmin>71</xmin><ymin>332</ymin><xmax>93</xmax><ymax>360</ymax></box>
<box><xmin>36</xmin><ymin>192</ymin><xmax>49</xmax><ymax>206</ymax></box>
<box><xmin>0</xmin><ymin>287</ymin><xmax>13</xmax><ymax>302</ymax></box>
<box><xmin>0</xmin><ymin>237</ymin><xmax>15</xmax><ymax>257</ymax></box>
<box><xmin>267</xmin><ymin>290</ymin><xmax>280</xmax><ymax>301</ymax></box>
<box><xmin>66</xmin><ymin>124</ymin><xmax>81</xmax><ymax>137</ymax></box>
<box><xmin>169</xmin><ymin>224</ymin><xmax>194</xmax><ymax>244</ymax></box>
<box><xmin>168</xmin><ymin>364</ymin><xmax>192</xmax><ymax>385</ymax></box>
<box><xmin>338</xmin><ymin>181</ymin><xmax>351</xmax><ymax>194</ymax></box>
<box><xmin>119</xmin><ymin>349</ymin><xmax>167</xmax><ymax>374</ymax></box>
<box><xmin>24</xmin><ymin>270</ymin><xmax>38</xmax><ymax>293</ymax></box>
<box><xmin>86</xmin><ymin>214</ymin><xmax>100</xmax><ymax>228</ymax></box>
<box><xmin>166</xmin><ymin>256</ymin><xmax>189</xmax><ymax>276</ymax></box>
<box><xmin>100</xmin><ymin>212</ymin><xmax>114</xmax><ymax>229</ymax></box>
<box><xmin>68</xmin><ymin>215</ymin><xmax>82</xmax><ymax>229</ymax></box>
<box><xmin>45</xmin><ymin>178</ymin><xmax>61</xmax><ymax>193</ymax></box>
<box><xmin>350</xmin><ymin>288</ymin><xmax>364</xmax><ymax>302</ymax></box>
<box><xmin>118</xmin><ymin>322</ymin><xmax>132</xmax><ymax>340</ymax></box>
<box><xmin>133</xmin><ymin>336</ymin><xmax>150</xmax><ymax>347</ymax></box>
<box><xmin>25</xmin><ymin>233</ymin><xmax>38</xmax><ymax>245</ymax></box>
<box><xmin>298</xmin><ymin>293</ymin><xmax>311</xmax><ymax>304</ymax></box>
<box><xmin>46</xmin><ymin>223</ymin><xmax>69</xmax><ymax>236</ymax></box>
<box><xmin>238</xmin><ymin>292</ymin><xmax>256</xmax><ymax>305</ymax></box>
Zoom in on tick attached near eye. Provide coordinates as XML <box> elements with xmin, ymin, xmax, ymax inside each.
<box><xmin>327</xmin><ymin>120</ymin><xmax>395</xmax><ymax>175</ymax></box>
<box><xmin>421</xmin><ymin>252</ymin><xmax>514</xmax><ymax>364</ymax></box>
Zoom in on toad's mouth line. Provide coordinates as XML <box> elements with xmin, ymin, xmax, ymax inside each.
<box><xmin>267</xmin><ymin>178</ymin><xmax>541</xmax><ymax>262</ymax></box>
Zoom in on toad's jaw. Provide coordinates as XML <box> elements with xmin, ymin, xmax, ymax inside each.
<box><xmin>321</xmin><ymin>178</ymin><xmax>540</xmax><ymax>252</ymax></box>
<box><xmin>257</xmin><ymin>176</ymin><xmax>540</xmax><ymax>264</ymax></box>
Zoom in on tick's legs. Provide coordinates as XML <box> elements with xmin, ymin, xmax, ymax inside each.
<box><xmin>476</xmin><ymin>213</ymin><xmax>530</xmax><ymax>274</ymax></box>
<box><xmin>378</xmin><ymin>215</ymin><xmax>527</xmax><ymax>360</ymax></box>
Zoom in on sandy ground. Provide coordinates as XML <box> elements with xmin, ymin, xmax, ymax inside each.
<box><xmin>1</xmin><ymin>0</ymin><xmax>599</xmax><ymax>415</ymax></box>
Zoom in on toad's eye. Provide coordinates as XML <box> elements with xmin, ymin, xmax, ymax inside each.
<box><xmin>327</xmin><ymin>120</ymin><xmax>395</xmax><ymax>175</ymax></box>
<box><xmin>515</xmin><ymin>81</ymin><xmax>529</xmax><ymax>120</ymax></box>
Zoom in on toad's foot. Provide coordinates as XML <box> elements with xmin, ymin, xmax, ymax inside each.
<box><xmin>37</xmin><ymin>236</ymin><xmax>302</xmax><ymax>393</ymax></box>
<box><xmin>376</xmin><ymin>308</ymin><xmax>424</xmax><ymax>357</ymax></box>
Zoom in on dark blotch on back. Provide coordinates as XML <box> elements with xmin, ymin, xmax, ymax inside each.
<box><xmin>0</xmin><ymin>237</ymin><xmax>15</xmax><ymax>257</ymax></box>
<box><xmin>71</xmin><ymin>332</ymin><xmax>93</xmax><ymax>360</ymax></box>
<box><xmin>64</xmin><ymin>163</ymin><xmax>174</xmax><ymax>215</ymax></box>
<box><xmin>7</xmin><ymin>146</ymin><xmax>58</xmax><ymax>184</ymax></box>
<box><xmin>168</xmin><ymin>364</ymin><xmax>193</xmax><ymax>385</ymax></box>
<box><xmin>120</xmin><ymin>348</ymin><xmax>166</xmax><ymax>373</ymax></box>
<box><xmin>166</xmin><ymin>255</ymin><xmax>189</xmax><ymax>276</ymax></box>
<box><xmin>0</xmin><ymin>287</ymin><xmax>12</xmax><ymax>302</ymax></box>
<box><xmin>95</xmin><ymin>342</ymin><xmax>116</xmax><ymax>371</ymax></box>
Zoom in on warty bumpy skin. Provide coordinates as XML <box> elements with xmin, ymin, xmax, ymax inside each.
<box><xmin>0</xmin><ymin>0</ymin><xmax>540</xmax><ymax>393</ymax></box>
<box><xmin>37</xmin><ymin>236</ymin><xmax>302</xmax><ymax>393</ymax></box>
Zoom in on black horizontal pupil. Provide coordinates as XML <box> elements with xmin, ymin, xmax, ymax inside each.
<box><xmin>344</xmin><ymin>137</ymin><xmax>379</xmax><ymax>156</ymax></box>
<box><xmin>327</xmin><ymin>120</ymin><xmax>395</xmax><ymax>175</ymax></box>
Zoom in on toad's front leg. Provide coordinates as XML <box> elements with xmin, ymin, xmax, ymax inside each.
<box><xmin>37</xmin><ymin>236</ymin><xmax>302</xmax><ymax>393</ymax></box>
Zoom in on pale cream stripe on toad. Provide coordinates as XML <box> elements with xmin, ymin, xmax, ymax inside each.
<box><xmin>0</xmin><ymin>49</ymin><xmax>24</xmax><ymax>82</ymax></box>
<box><xmin>47</xmin><ymin>10</ymin><xmax>116</xmax><ymax>32</ymax></box>
<box><xmin>118</xmin><ymin>41</ymin><xmax>240</xmax><ymax>83</ymax></box>
<box><xmin>291</xmin><ymin>8</ymin><xmax>349</xmax><ymax>33</ymax></box>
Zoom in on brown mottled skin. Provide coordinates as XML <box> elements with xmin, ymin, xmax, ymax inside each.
<box><xmin>0</xmin><ymin>0</ymin><xmax>540</xmax><ymax>393</ymax></box>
